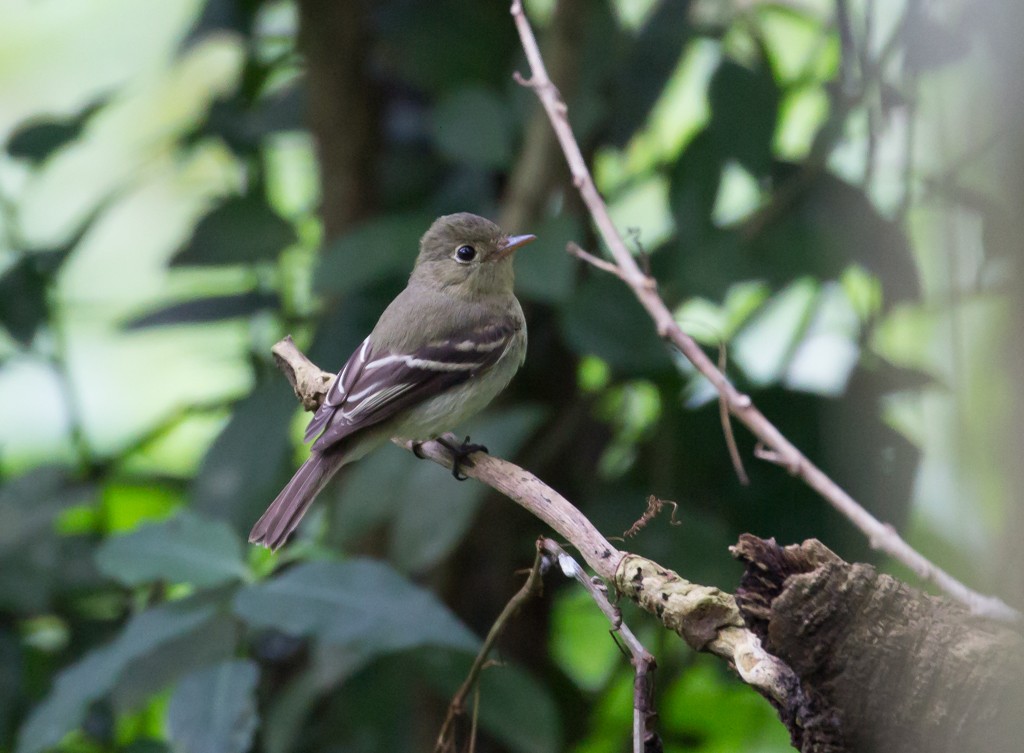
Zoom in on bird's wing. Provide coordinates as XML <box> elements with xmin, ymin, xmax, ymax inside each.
<box><xmin>305</xmin><ymin>321</ymin><xmax>518</xmax><ymax>453</ymax></box>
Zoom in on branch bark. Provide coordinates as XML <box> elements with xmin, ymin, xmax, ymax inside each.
<box><xmin>508</xmin><ymin>0</ymin><xmax>1019</xmax><ymax>623</ymax></box>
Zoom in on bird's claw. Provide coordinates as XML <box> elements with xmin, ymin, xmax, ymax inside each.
<box><xmin>436</xmin><ymin>435</ymin><xmax>489</xmax><ymax>480</ymax></box>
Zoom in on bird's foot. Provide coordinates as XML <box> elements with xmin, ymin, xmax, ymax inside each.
<box><xmin>411</xmin><ymin>441</ymin><xmax>428</xmax><ymax>459</ymax></box>
<box><xmin>435</xmin><ymin>435</ymin><xmax>489</xmax><ymax>480</ymax></box>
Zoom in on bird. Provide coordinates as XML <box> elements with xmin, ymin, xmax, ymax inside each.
<box><xmin>248</xmin><ymin>212</ymin><xmax>535</xmax><ymax>550</ymax></box>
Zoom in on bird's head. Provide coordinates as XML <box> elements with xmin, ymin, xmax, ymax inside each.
<box><xmin>412</xmin><ymin>212</ymin><xmax>536</xmax><ymax>298</ymax></box>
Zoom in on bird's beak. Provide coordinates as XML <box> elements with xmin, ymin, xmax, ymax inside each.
<box><xmin>496</xmin><ymin>233</ymin><xmax>537</xmax><ymax>259</ymax></box>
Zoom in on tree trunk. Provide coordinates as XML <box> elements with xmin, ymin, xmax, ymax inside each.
<box><xmin>296</xmin><ymin>0</ymin><xmax>377</xmax><ymax>240</ymax></box>
<box><xmin>733</xmin><ymin>536</ymin><xmax>1024</xmax><ymax>753</ymax></box>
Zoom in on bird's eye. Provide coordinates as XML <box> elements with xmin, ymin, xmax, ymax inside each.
<box><xmin>455</xmin><ymin>245</ymin><xmax>477</xmax><ymax>263</ymax></box>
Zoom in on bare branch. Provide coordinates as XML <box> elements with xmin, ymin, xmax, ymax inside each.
<box><xmin>718</xmin><ymin>344</ymin><xmax>750</xmax><ymax>486</ymax></box>
<box><xmin>499</xmin><ymin>0</ymin><xmax>583</xmax><ymax>232</ymax></box>
<box><xmin>508</xmin><ymin>0</ymin><xmax>1019</xmax><ymax>623</ymax></box>
<box><xmin>396</xmin><ymin>434</ymin><xmax>623</xmax><ymax>579</ymax></box>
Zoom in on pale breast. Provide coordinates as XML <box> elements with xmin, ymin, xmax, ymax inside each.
<box><xmin>391</xmin><ymin>327</ymin><xmax>526</xmax><ymax>441</ymax></box>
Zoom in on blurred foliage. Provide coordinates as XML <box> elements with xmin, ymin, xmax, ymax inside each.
<box><xmin>0</xmin><ymin>0</ymin><xmax>1021</xmax><ymax>752</ymax></box>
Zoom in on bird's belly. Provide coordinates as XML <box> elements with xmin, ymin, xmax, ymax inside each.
<box><xmin>391</xmin><ymin>335</ymin><xmax>524</xmax><ymax>441</ymax></box>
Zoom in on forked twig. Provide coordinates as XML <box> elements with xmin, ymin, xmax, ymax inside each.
<box><xmin>539</xmin><ymin>538</ymin><xmax>659</xmax><ymax>753</ymax></box>
<box><xmin>435</xmin><ymin>543</ymin><xmax>549</xmax><ymax>752</ymax></box>
<box><xmin>567</xmin><ymin>241</ymin><xmax>627</xmax><ymax>280</ymax></box>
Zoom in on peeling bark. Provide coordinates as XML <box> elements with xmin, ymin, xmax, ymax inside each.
<box><xmin>733</xmin><ymin>536</ymin><xmax>1024</xmax><ymax>752</ymax></box>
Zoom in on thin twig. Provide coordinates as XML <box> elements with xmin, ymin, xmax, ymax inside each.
<box><xmin>539</xmin><ymin>538</ymin><xmax>659</xmax><ymax>753</ymax></box>
<box><xmin>754</xmin><ymin>442</ymin><xmax>801</xmax><ymax>475</ymax></box>
<box><xmin>435</xmin><ymin>544</ymin><xmax>549</xmax><ymax>752</ymax></box>
<box><xmin>718</xmin><ymin>344</ymin><xmax>749</xmax><ymax>486</ymax></box>
<box><xmin>468</xmin><ymin>684</ymin><xmax>480</xmax><ymax>753</ymax></box>
<box><xmin>567</xmin><ymin>241</ymin><xmax>627</xmax><ymax>280</ymax></box>
<box><xmin>509</xmin><ymin>0</ymin><xmax>1019</xmax><ymax>622</ymax></box>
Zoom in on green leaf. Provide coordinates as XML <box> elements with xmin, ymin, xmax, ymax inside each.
<box><xmin>660</xmin><ymin>656</ymin><xmax>792</xmax><ymax>752</ymax></box>
<box><xmin>329</xmin><ymin>445</ymin><xmax>416</xmax><ymax>546</ymax></box>
<box><xmin>0</xmin><ymin>201</ymin><xmax>118</xmax><ymax>345</ymax></box>
<box><xmin>6</xmin><ymin>99</ymin><xmax>106</xmax><ymax>163</ymax></box>
<box><xmin>675</xmin><ymin>281</ymin><xmax>771</xmax><ymax>345</ymax></box>
<box><xmin>123</xmin><ymin>291</ymin><xmax>279</xmax><ymax>330</ymax></box>
<box><xmin>784</xmin><ymin>282</ymin><xmax>860</xmax><ymax>396</ymax></box>
<box><xmin>561</xmin><ymin>274</ymin><xmax>669</xmax><ymax>374</ymax></box>
<box><xmin>550</xmin><ymin>589</ymin><xmax>620</xmax><ymax>691</ymax></box>
<box><xmin>732</xmin><ymin>277</ymin><xmax>819</xmax><ymax>386</ymax></box>
<box><xmin>0</xmin><ymin>257</ymin><xmax>49</xmax><ymax>346</ymax></box>
<box><xmin>171</xmin><ymin>193</ymin><xmax>297</xmax><ymax>266</ymax></box>
<box><xmin>431</xmin><ymin>87</ymin><xmax>513</xmax><ymax>169</ymax></box>
<box><xmin>112</xmin><ymin>614</ymin><xmax>239</xmax><ymax>712</ymax></box>
<box><xmin>608</xmin><ymin>0</ymin><xmax>693</xmax><ymax>146</ymax></box>
<box><xmin>475</xmin><ymin>664</ymin><xmax>562</xmax><ymax>753</ymax></box>
<box><xmin>261</xmin><ymin>644</ymin><xmax>370</xmax><ymax>753</ymax></box>
<box><xmin>232</xmin><ymin>560</ymin><xmax>477</xmax><ymax>657</ymax></box>
<box><xmin>0</xmin><ymin>469</ymin><xmax>95</xmax><ymax>612</ymax></box>
<box><xmin>751</xmin><ymin>170</ymin><xmax>918</xmax><ymax>301</ymax></box>
<box><xmin>315</xmin><ymin>213</ymin><xmax>432</xmax><ymax>296</ymax></box>
<box><xmin>181</xmin><ymin>0</ymin><xmax>253</xmax><ymax>51</ymax></box>
<box><xmin>167</xmin><ymin>660</ymin><xmax>259</xmax><ymax>753</ymax></box>
<box><xmin>191</xmin><ymin>380</ymin><xmax>296</xmax><ymax>532</ymax></box>
<box><xmin>0</xmin><ymin>468</ymin><xmax>86</xmax><ymax>553</ymax></box>
<box><xmin>708</xmin><ymin>60</ymin><xmax>780</xmax><ymax>177</ymax></box>
<box><xmin>95</xmin><ymin>510</ymin><xmax>247</xmax><ymax>587</ymax></box>
<box><xmin>198</xmin><ymin>84</ymin><xmax>306</xmax><ymax>150</ymax></box>
<box><xmin>332</xmin><ymin>407</ymin><xmax>544</xmax><ymax>572</ymax></box>
<box><xmin>16</xmin><ymin>599</ymin><xmax>220</xmax><ymax>753</ymax></box>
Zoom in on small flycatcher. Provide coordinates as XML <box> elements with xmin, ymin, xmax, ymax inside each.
<box><xmin>249</xmin><ymin>213</ymin><xmax>535</xmax><ymax>550</ymax></box>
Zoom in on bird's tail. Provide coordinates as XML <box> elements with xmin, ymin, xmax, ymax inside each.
<box><xmin>248</xmin><ymin>451</ymin><xmax>345</xmax><ymax>551</ymax></box>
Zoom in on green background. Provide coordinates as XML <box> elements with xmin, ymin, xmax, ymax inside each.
<box><xmin>1</xmin><ymin>0</ymin><xmax>1022</xmax><ymax>751</ymax></box>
